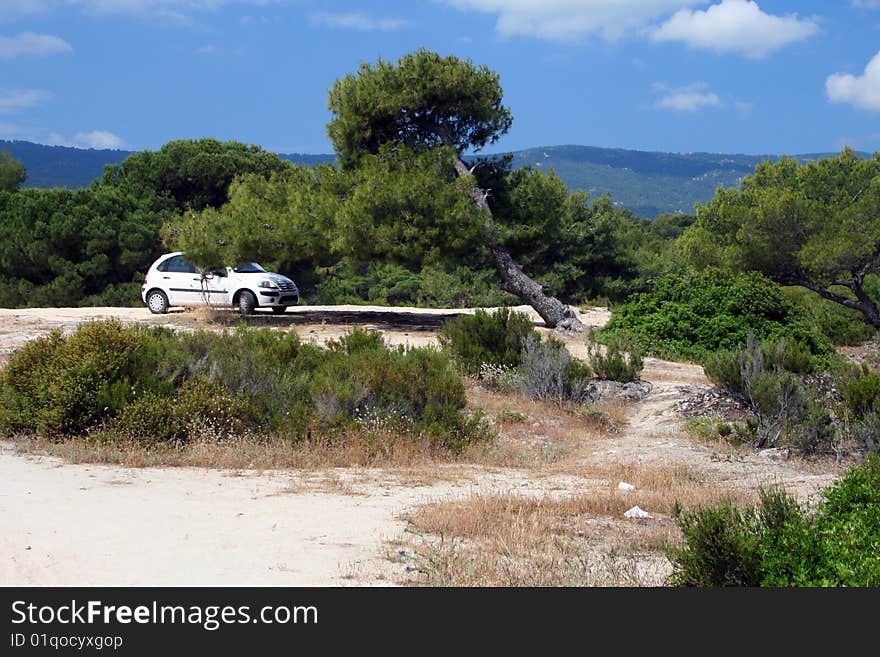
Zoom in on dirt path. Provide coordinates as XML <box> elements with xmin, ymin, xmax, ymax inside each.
<box><xmin>587</xmin><ymin>358</ymin><xmax>838</xmax><ymax>502</ymax></box>
<box><xmin>0</xmin><ymin>305</ymin><xmax>838</xmax><ymax>585</ymax></box>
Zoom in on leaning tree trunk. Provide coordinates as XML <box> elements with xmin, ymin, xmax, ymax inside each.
<box><xmin>451</xmin><ymin>154</ymin><xmax>586</xmax><ymax>332</ymax></box>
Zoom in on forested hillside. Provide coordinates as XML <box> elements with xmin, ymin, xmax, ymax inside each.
<box><xmin>4</xmin><ymin>139</ymin><xmax>858</xmax><ymax>218</ymax></box>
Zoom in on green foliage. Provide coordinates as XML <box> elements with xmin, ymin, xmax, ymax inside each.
<box><xmin>327</xmin><ymin>49</ymin><xmax>512</xmax><ymax>169</ymax></box>
<box><xmin>702</xmin><ymin>333</ymin><xmax>835</xmax><ymax>454</ymax></box>
<box><xmin>516</xmin><ymin>335</ymin><xmax>593</xmax><ymax>404</ymax></box>
<box><xmin>784</xmin><ymin>285</ymin><xmax>877</xmax><ymax>346</ymax></box>
<box><xmin>667</xmin><ymin>498</ymin><xmax>764</xmax><ymax>586</ymax></box>
<box><xmin>488</xmin><ymin>168</ymin><xmax>650</xmax><ymax>303</ymax></box>
<box><xmin>667</xmin><ymin>455</ymin><xmax>880</xmax><ymax>586</ymax></box>
<box><xmin>438</xmin><ymin>308</ymin><xmax>539</xmax><ymax>376</ymax></box>
<box><xmin>587</xmin><ymin>334</ymin><xmax>643</xmax><ymax>383</ymax></box>
<box><xmin>683</xmin><ymin>417</ymin><xmax>736</xmax><ymax>443</ymax></box>
<box><xmin>102</xmin><ymin>138</ymin><xmax>292</xmax><ymax>212</ymax></box>
<box><xmin>107</xmin><ymin>376</ymin><xmax>246</xmax><ymax>445</ymax></box>
<box><xmin>0</xmin><ymin>149</ymin><xmax>26</xmax><ymax>192</ymax></box>
<box><xmin>681</xmin><ymin>149</ymin><xmax>880</xmax><ymax>330</ymax></box>
<box><xmin>0</xmin><ymin>322</ymin><xmax>488</xmax><ymax>452</ymax></box>
<box><xmin>0</xmin><ymin>320</ymin><xmax>162</xmax><ymax>436</ymax></box>
<box><xmin>600</xmin><ymin>269</ymin><xmax>831</xmax><ymax>361</ymax></box>
<box><xmin>839</xmin><ymin>365</ymin><xmax>880</xmax><ymax>418</ymax></box>
<box><xmin>0</xmin><ymin>139</ymin><xmax>289</xmax><ymax>309</ymax></box>
<box><xmin>313</xmin><ymin>260</ymin><xmax>513</xmax><ymax>308</ymax></box>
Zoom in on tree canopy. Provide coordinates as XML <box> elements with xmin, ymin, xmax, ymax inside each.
<box><xmin>102</xmin><ymin>138</ymin><xmax>293</xmax><ymax>212</ymax></box>
<box><xmin>680</xmin><ymin>148</ymin><xmax>880</xmax><ymax>329</ymax></box>
<box><xmin>327</xmin><ymin>49</ymin><xmax>512</xmax><ymax>169</ymax></box>
<box><xmin>0</xmin><ymin>149</ymin><xmax>26</xmax><ymax>192</ymax></box>
<box><xmin>323</xmin><ymin>49</ymin><xmax>584</xmax><ymax>329</ymax></box>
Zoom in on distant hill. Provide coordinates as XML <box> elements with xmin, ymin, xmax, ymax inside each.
<box><xmin>2</xmin><ymin>139</ymin><xmax>863</xmax><ymax>218</ymax></box>
<box><xmin>0</xmin><ymin>140</ymin><xmax>336</xmax><ymax>190</ymax></box>
<box><xmin>505</xmin><ymin>145</ymin><xmax>861</xmax><ymax>217</ymax></box>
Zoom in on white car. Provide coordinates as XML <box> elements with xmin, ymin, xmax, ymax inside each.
<box><xmin>141</xmin><ymin>252</ymin><xmax>299</xmax><ymax>315</ymax></box>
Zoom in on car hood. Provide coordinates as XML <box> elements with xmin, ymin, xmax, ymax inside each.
<box><xmin>261</xmin><ymin>273</ymin><xmax>298</xmax><ymax>288</ymax></box>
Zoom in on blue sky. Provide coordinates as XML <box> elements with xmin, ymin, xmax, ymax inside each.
<box><xmin>2</xmin><ymin>1</ymin><xmax>879</xmax><ymax>156</ymax></box>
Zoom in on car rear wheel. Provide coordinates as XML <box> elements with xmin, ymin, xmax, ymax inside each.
<box><xmin>146</xmin><ymin>290</ymin><xmax>169</xmax><ymax>314</ymax></box>
<box><xmin>238</xmin><ymin>290</ymin><xmax>257</xmax><ymax>316</ymax></box>
<box><xmin>271</xmin><ymin>306</ymin><xmax>287</xmax><ymax>315</ymax></box>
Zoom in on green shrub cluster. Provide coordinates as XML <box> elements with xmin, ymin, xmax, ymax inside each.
<box><xmin>0</xmin><ymin>321</ymin><xmax>489</xmax><ymax>452</ymax></box>
<box><xmin>438</xmin><ymin>308</ymin><xmax>539</xmax><ymax>376</ymax></box>
<box><xmin>701</xmin><ymin>333</ymin><xmax>835</xmax><ymax>454</ymax></box>
<box><xmin>783</xmin><ymin>285</ymin><xmax>877</xmax><ymax>347</ymax></box>
<box><xmin>439</xmin><ymin>309</ymin><xmax>594</xmax><ymax>404</ymax></box>
<box><xmin>587</xmin><ymin>334</ymin><xmax>644</xmax><ymax>383</ymax></box>
<box><xmin>839</xmin><ymin>365</ymin><xmax>880</xmax><ymax>418</ymax></box>
<box><xmin>600</xmin><ymin>269</ymin><xmax>831</xmax><ymax>362</ymax></box>
<box><xmin>517</xmin><ymin>335</ymin><xmax>593</xmax><ymax>404</ymax></box>
<box><xmin>837</xmin><ymin>365</ymin><xmax>880</xmax><ymax>453</ymax></box>
<box><xmin>667</xmin><ymin>454</ymin><xmax>880</xmax><ymax>586</ymax></box>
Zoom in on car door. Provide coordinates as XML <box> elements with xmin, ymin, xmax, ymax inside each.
<box><xmin>157</xmin><ymin>255</ymin><xmax>202</xmax><ymax>306</ymax></box>
<box><xmin>198</xmin><ymin>267</ymin><xmax>231</xmax><ymax>306</ymax></box>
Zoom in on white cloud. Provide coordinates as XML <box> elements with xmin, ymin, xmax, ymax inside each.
<box><xmin>310</xmin><ymin>12</ymin><xmax>410</xmax><ymax>32</ymax></box>
<box><xmin>0</xmin><ymin>32</ymin><xmax>72</xmax><ymax>59</ymax></box>
<box><xmin>0</xmin><ymin>89</ymin><xmax>53</xmax><ymax>114</ymax></box>
<box><xmin>826</xmin><ymin>51</ymin><xmax>880</xmax><ymax>111</ymax></box>
<box><xmin>852</xmin><ymin>1</ymin><xmax>880</xmax><ymax>8</ymax></box>
<box><xmin>72</xmin><ymin>130</ymin><xmax>127</xmax><ymax>149</ymax></box>
<box><xmin>651</xmin><ymin>0</ymin><xmax>818</xmax><ymax>59</ymax></box>
<box><xmin>653</xmin><ymin>83</ymin><xmax>722</xmax><ymax>112</ymax></box>
<box><xmin>441</xmin><ymin>0</ymin><xmax>706</xmax><ymax>42</ymax></box>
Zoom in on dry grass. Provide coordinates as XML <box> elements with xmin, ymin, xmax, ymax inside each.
<box><xmin>9</xmin><ymin>430</ymin><xmax>467</xmax><ymax>472</ymax></box>
<box><xmin>394</xmin><ymin>460</ymin><xmax>758</xmax><ymax>586</ymax></box>
<box><xmin>187</xmin><ymin>305</ymin><xmax>233</xmax><ymax>324</ymax></box>
<box><xmin>461</xmin><ymin>384</ymin><xmax>622</xmax><ymax>469</ymax></box>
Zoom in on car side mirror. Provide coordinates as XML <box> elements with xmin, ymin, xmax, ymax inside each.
<box><xmin>210</xmin><ymin>269</ymin><xmax>227</xmax><ymax>278</ymax></box>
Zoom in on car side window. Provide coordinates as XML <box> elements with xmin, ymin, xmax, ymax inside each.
<box><xmin>158</xmin><ymin>256</ymin><xmax>198</xmax><ymax>274</ymax></box>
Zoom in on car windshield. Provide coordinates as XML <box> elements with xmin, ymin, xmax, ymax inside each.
<box><xmin>232</xmin><ymin>262</ymin><xmax>266</xmax><ymax>273</ymax></box>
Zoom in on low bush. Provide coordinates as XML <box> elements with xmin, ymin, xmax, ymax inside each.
<box><xmin>839</xmin><ymin>365</ymin><xmax>880</xmax><ymax>418</ymax></box>
<box><xmin>438</xmin><ymin>308</ymin><xmax>539</xmax><ymax>376</ymax></box>
<box><xmin>784</xmin><ymin>285</ymin><xmax>877</xmax><ymax>347</ymax></box>
<box><xmin>587</xmin><ymin>334</ymin><xmax>643</xmax><ymax>383</ymax></box>
<box><xmin>0</xmin><ymin>321</ymin><xmax>490</xmax><ymax>453</ymax></box>
<box><xmin>516</xmin><ymin>335</ymin><xmax>593</xmax><ymax>405</ymax></box>
<box><xmin>106</xmin><ymin>376</ymin><xmax>247</xmax><ymax>445</ymax></box>
<box><xmin>0</xmin><ymin>320</ymin><xmax>165</xmax><ymax>436</ymax></box>
<box><xmin>600</xmin><ymin>269</ymin><xmax>831</xmax><ymax>361</ymax></box>
<box><xmin>667</xmin><ymin>454</ymin><xmax>880</xmax><ymax>586</ymax></box>
<box><xmin>701</xmin><ymin>333</ymin><xmax>834</xmax><ymax>453</ymax></box>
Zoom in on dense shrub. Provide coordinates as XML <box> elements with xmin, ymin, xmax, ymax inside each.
<box><xmin>784</xmin><ymin>285</ymin><xmax>877</xmax><ymax>347</ymax></box>
<box><xmin>702</xmin><ymin>333</ymin><xmax>834</xmax><ymax>453</ymax></box>
<box><xmin>0</xmin><ymin>321</ymin><xmax>489</xmax><ymax>452</ymax></box>
<box><xmin>667</xmin><ymin>454</ymin><xmax>880</xmax><ymax>586</ymax></box>
<box><xmin>587</xmin><ymin>334</ymin><xmax>643</xmax><ymax>383</ymax></box>
<box><xmin>839</xmin><ymin>365</ymin><xmax>880</xmax><ymax>418</ymax></box>
<box><xmin>516</xmin><ymin>335</ymin><xmax>593</xmax><ymax>404</ymax></box>
<box><xmin>107</xmin><ymin>376</ymin><xmax>247</xmax><ymax>444</ymax></box>
<box><xmin>438</xmin><ymin>308</ymin><xmax>539</xmax><ymax>376</ymax></box>
<box><xmin>0</xmin><ymin>320</ymin><xmax>164</xmax><ymax>436</ymax></box>
<box><xmin>600</xmin><ymin>269</ymin><xmax>831</xmax><ymax>361</ymax></box>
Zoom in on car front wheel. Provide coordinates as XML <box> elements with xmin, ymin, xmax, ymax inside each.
<box><xmin>146</xmin><ymin>290</ymin><xmax>169</xmax><ymax>314</ymax></box>
<box><xmin>238</xmin><ymin>290</ymin><xmax>257</xmax><ymax>315</ymax></box>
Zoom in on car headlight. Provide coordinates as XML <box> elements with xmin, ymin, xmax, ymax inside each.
<box><xmin>258</xmin><ymin>280</ymin><xmax>277</xmax><ymax>289</ymax></box>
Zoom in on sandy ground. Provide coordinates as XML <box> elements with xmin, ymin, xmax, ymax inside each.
<box><xmin>0</xmin><ymin>304</ymin><xmax>836</xmax><ymax>586</ymax></box>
